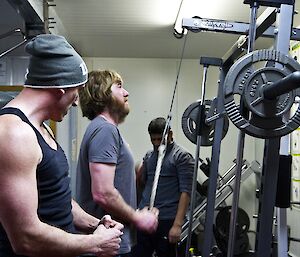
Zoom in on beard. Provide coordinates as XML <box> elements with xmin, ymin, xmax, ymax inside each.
<box><xmin>108</xmin><ymin>96</ymin><xmax>130</xmax><ymax>123</ymax></box>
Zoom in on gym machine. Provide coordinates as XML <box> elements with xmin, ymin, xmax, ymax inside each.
<box><xmin>180</xmin><ymin>0</ymin><xmax>300</xmax><ymax>256</ymax></box>
<box><xmin>180</xmin><ymin>160</ymin><xmax>260</xmax><ymax>243</ymax></box>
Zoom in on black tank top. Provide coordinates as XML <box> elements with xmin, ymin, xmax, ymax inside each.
<box><xmin>0</xmin><ymin>107</ymin><xmax>75</xmax><ymax>257</ymax></box>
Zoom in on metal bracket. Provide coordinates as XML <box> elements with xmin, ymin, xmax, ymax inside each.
<box><xmin>0</xmin><ymin>29</ymin><xmax>27</xmax><ymax>58</ymax></box>
<box><xmin>43</xmin><ymin>0</ymin><xmax>57</xmax><ymax>34</ymax></box>
<box><xmin>7</xmin><ymin>0</ymin><xmax>45</xmax><ymax>37</ymax></box>
<box><xmin>244</xmin><ymin>0</ymin><xmax>295</xmax><ymax>8</ymax></box>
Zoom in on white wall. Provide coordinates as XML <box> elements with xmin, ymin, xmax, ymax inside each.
<box><xmin>76</xmin><ymin>57</ymin><xmax>256</xmax><ymax>176</ymax></box>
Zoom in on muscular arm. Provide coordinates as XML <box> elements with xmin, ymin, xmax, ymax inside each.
<box><xmin>90</xmin><ymin>162</ymin><xmax>158</xmax><ymax>233</ymax></box>
<box><xmin>0</xmin><ymin>119</ymin><xmax>121</xmax><ymax>257</ymax></box>
<box><xmin>72</xmin><ymin>200</ymin><xmax>124</xmax><ymax>236</ymax></box>
<box><xmin>90</xmin><ymin>162</ymin><xmax>138</xmax><ymax>224</ymax></box>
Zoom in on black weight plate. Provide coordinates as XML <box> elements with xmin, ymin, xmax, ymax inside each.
<box><xmin>223</xmin><ymin>49</ymin><xmax>300</xmax><ymax>139</ymax></box>
<box><xmin>215</xmin><ymin>206</ymin><xmax>250</xmax><ymax>238</ymax></box>
<box><xmin>182</xmin><ymin>99</ymin><xmax>229</xmax><ymax>146</ymax></box>
<box><xmin>244</xmin><ymin>67</ymin><xmax>294</xmax><ymax>119</ymax></box>
<box><xmin>214</xmin><ymin>231</ymin><xmax>250</xmax><ymax>256</ymax></box>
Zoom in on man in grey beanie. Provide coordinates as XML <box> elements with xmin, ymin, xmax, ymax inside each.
<box><xmin>0</xmin><ymin>34</ymin><xmax>123</xmax><ymax>257</ymax></box>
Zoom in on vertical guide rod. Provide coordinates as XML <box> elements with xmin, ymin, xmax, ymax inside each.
<box><xmin>201</xmin><ymin>69</ymin><xmax>225</xmax><ymax>257</ymax></box>
<box><xmin>247</xmin><ymin>2</ymin><xmax>258</xmax><ymax>53</ymax></box>
<box><xmin>201</xmin><ymin>66</ymin><xmax>208</xmax><ymax>103</ymax></box>
<box><xmin>255</xmin><ymin>4</ymin><xmax>294</xmax><ymax>257</ymax></box>
<box><xmin>227</xmin><ymin>2</ymin><xmax>258</xmax><ymax>257</ymax></box>
<box><xmin>275</xmin><ymin>4</ymin><xmax>294</xmax><ymax>257</ymax></box>
<box><xmin>185</xmin><ymin>64</ymin><xmax>208</xmax><ymax>257</ymax></box>
<box><xmin>255</xmin><ymin>138</ymin><xmax>281</xmax><ymax>256</ymax></box>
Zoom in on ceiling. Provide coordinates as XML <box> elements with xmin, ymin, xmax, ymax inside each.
<box><xmin>1</xmin><ymin>0</ymin><xmax>300</xmax><ymax>59</ymax></box>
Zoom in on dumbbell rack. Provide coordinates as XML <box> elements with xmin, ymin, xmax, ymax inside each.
<box><xmin>180</xmin><ymin>160</ymin><xmax>261</xmax><ymax>242</ymax></box>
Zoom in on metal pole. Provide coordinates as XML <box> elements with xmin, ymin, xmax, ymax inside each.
<box><xmin>185</xmin><ymin>65</ymin><xmax>208</xmax><ymax>257</ymax></box>
<box><xmin>201</xmin><ymin>68</ymin><xmax>226</xmax><ymax>257</ymax></box>
<box><xmin>274</xmin><ymin>4</ymin><xmax>294</xmax><ymax>257</ymax></box>
<box><xmin>69</xmin><ymin>107</ymin><xmax>78</xmax><ymax>196</ymax></box>
<box><xmin>226</xmin><ymin>2</ymin><xmax>258</xmax><ymax>257</ymax></box>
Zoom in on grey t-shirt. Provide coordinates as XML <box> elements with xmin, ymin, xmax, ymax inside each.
<box><xmin>76</xmin><ymin>116</ymin><xmax>136</xmax><ymax>254</ymax></box>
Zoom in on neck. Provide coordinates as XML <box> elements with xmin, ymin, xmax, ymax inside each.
<box><xmin>7</xmin><ymin>88</ymin><xmax>53</xmax><ymax>127</ymax></box>
<box><xmin>99</xmin><ymin>111</ymin><xmax>118</xmax><ymax>125</ymax></box>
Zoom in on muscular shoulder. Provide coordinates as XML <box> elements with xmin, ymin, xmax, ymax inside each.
<box><xmin>0</xmin><ymin>115</ymin><xmax>41</xmax><ymax>169</ymax></box>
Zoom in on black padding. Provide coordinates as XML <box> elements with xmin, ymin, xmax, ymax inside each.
<box><xmin>275</xmin><ymin>155</ymin><xmax>292</xmax><ymax>208</ymax></box>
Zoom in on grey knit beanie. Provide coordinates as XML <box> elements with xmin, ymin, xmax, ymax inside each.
<box><xmin>24</xmin><ymin>34</ymin><xmax>88</xmax><ymax>88</ymax></box>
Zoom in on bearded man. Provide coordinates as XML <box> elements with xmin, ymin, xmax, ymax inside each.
<box><xmin>76</xmin><ymin>70</ymin><xmax>159</xmax><ymax>257</ymax></box>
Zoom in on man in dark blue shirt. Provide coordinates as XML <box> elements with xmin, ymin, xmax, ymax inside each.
<box><xmin>133</xmin><ymin>117</ymin><xmax>194</xmax><ymax>257</ymax></box>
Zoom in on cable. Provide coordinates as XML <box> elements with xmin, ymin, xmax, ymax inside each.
<box><xmin>149</xmin><ymin>34</ymin><xmax>188</xmax><ymax>209</ymax></box>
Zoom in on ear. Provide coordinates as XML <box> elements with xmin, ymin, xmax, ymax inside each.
<box><xmin>51</xmin><ymin>88</ymin><xmax>65</xmax><ymax>99</ymax></box>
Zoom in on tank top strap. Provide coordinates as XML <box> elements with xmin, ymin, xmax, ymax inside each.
<box><xmin>0</xmin><ymin>107</ymin><xmax>40</xmax><ymax>135</ymax></box>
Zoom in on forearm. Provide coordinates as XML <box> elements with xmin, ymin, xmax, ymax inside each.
<box><xmin>10</xmin><ymin>222</ymin><xmax>101</xmax><ymax>257</ymax></box>
<box><xmin>72</xmin><ymin>199</ymin><xmax>100</xmax><ymax>234</ymax></box>
<box><xmin>96</xmin><ymin>188</ymin><xmax>137</xmax><ymax>225</ymax></box>
<box><xmin>173</xmin><ymin>192</ymin><xmax>190</xmax><ymax>227</ymax></box>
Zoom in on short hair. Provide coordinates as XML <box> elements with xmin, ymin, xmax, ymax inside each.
<box><xmin>79</xmin><ymin>70</ymin><xmax>123</xmax><ymax>120</ymax></box>
<box><xmin>148</xmin><ymin>117</ymin><xmax>170</xmax><ymax>135</ymax></box>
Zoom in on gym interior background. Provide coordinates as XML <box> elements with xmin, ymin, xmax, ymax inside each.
<box><xmin>1</xmin><ymin>0</ymin><xmax>300</xmax><ymax>256</ymax></box>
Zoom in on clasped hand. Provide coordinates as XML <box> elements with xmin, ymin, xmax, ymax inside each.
<box><xmin>93</xmin><ymin>215</ymin><xmax>124</xmax><ymax>257</ymax></box>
